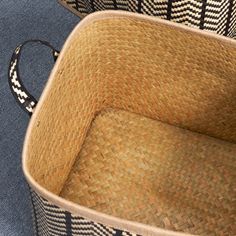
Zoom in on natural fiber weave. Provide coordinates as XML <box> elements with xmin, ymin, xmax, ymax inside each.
<box><xmin>23</xmin><ymin>12</ymin><xmax>236</xmax><ymax>236</ymax></box>
<box><xmin>60</xmin><ymin>108</ymin><xmax>236</xmax><ymax>235</ymax></box>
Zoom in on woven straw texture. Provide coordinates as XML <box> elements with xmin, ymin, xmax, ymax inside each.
<box><xmin>61</xmin><ymin>108</ymin><xmax>236</xmax><ymax>235</ymax></box>
<box><xmin>24</xmin><ymin>12</ymin><xmax>236</xmax><ymax>236</ymax></box>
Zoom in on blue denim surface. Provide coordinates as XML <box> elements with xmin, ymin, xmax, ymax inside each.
<box><xmin>0</xmin><ymin>1</ymin><xmax>79</xmax><ymax>235</ymax></box>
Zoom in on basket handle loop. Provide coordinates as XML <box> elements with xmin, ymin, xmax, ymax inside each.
<box><xmin>8</xmin><ymin>40</ymin><xmax>60</xmax><ymax>116</ymax></box>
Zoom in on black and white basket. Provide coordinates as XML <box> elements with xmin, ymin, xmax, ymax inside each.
<box><xmin>9</xmin><ymin>11</ymin><xmax>236</xmax><ymax>236</ymax></box>
<box><xmin>59</xmin><ymin>0</ymin><xmax>236</xmax><ymax>38</ymax></box>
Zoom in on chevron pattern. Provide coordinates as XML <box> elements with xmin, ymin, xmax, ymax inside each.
<box><xmin>170</xmin><ymin>0</ymin><xmax>203</xmax><ymax>27</ymax></box>
<box><xmin>228</xmin><ymin>0</ymin><xmax>236</xmax><ymax>38</ymax></box>
<box><xmin>60</xmin><ymin>0</ymin><xmax>236</xmax><ymax>38</ymax></box>
<box><xmin>204</xmin><ymin>0</ymin><xmax>222</xmax><ymax>31</ymax></box>
<box><xmin>30</xmin><ymin>189</ymin><xmax>140</xmax><ymax>236</ymax></box>
<box><xmin>217</xmin><ymin>0</ymin><xmax>232</xmax><ymax>35</ymax></box>
<box><xmin>139</xmin><ymin>0</ymin><xmax>169</xmax><ymax>18</ymax></box>
<box><xmin>8</xmin><ymin>40</ymin><xmax>59</xmax><ymax>115</ymax></box>
<box><xmin>9</xmin><ymin>45</ymin><xmax>37</xmax><ymax>114</ymax></box>
<box><xmin>63</xmin><ymin>0</ymin><xmax>78</xmax><ymax>10</ymax></box>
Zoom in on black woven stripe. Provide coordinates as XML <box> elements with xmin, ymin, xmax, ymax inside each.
<box><xmin>43</xmin><ymin>207</ymin><xmax>66</xmax><ymax>214</ymax></box>
<box><xmin>94</xmin><ymin>222</ymin><xmax>114</xmax><ymax>233</ymax></box>
<box><xmin>66</xmin><ymin>0</ymin><xmax>77</xmax><ymax>6</ymax></box>
<box><xmin>204</xmin><ymin>14</ymin><xmax>222</xmax><ymax>20</ymax></box>
<box><xmin>204</xmin><ymin>8</ymin><xmax>220</xmax><ymax>15</ymax></box>
<box><xmin>173</xmin><ymin>1</ymin><xmax>200</xmax><ymax>9</ymax></box>
<box><xmin>137</xmin><ymin>0</ymin><xmax>143</xmax><ymax>13</ymax></box>
<box><xmin>48</xmin><ymin>226</ymin><xmax>67</xmax><ymax>235</ymax></box>
<box><xmin>90</xmin><ymin>0</ymin><xmax>95</xmax><ymax>11</ymax></box>
<box><xmin>45</xmin><ymin>212</ymin><xmax>68</xmax><ymax>221</ymax></box>
<box><xmin>113</xmin><ymin>0</ymin><xmax>117</xmax><ymax>9</ymax></box>
<box><xmin>71</xmin><ymin>222</ymin><xmax>95</xmax><ymax>226</ymax></box>
<box><xmin>8</xmin><ymin>40</ymin><xmax>58</xmax><ymax>116</ymax></box>
<box><xmin>167</xmin><ymin>0</ymin><xmax>173</xmax><ymax>20</ymax></box>
<box><xmin>71</xmin><ymin>226</ymin><xmax>92</xmax><ymax>230</ymax></box>
<box><xmin>199</xmin><ymin>0</ymin><xmax>207</xmax><ymax>29</ymax></box>
<box><xmin>141</xmin><ymin>3</ymin><xmax>167</xmax><ymax>17</ymax></box>
<box><xmin>75</xmin><ymin>0</ymin><xmax>79</xmax><ymax>10</ymax></box>
<box><xmin>30</xmin><ymin>190</ymin><xmax>139</xmax><ymax>236</ymax></box>
<box><xmin>171</xmin><ymin>1</ymin><xmax>187</xmax><ymax>8</ymax></box>
<box><xmin>173</xmin><ymin>18</ymin><xmax>203</xmax><ymax>26</ymax></box>
<box><xmin>48</xmin><ymin>223</ymin><xmax>66</xmax><ymax>233</ymax></box>
<box><xmin>32</xmin><ymin>201</ymin><xmax>68</xmax><ymax>225</ymax></box>
<box><xmin>29</xmin><ymin>190</ymin><xmax>39</xmax><ymax>236</ymax></box>
<box><xmin>92</xmin><ymin>225</ymin><xmax>106</xmax><ymax>236</ymax></box>
<box><xmin>171</xmin><ymin>13</ymin><xmax>200</xmax><ymax>22</ymax></box>
<box><xmin>71</xmin><ymin>215</ymin><xmax>86</xmax><ymax>221</ymax></box>
<box><xmin>46</xmin><ymin>218</ymin><xmax>67</xmax><ymax>228</ymax></box>
<box><xmin>225</xmin><ymin>0</ymin><xmax>234</xmax><ymax>36</ymax></box>
<box><xmin>65</xmin><ymin>211</ymin><xmax>73</xmax><ymax>236</ymax></box>
<box><xmin>71</xmin><ymin>231</ymin><xmax>91</xmax><ymax>236</ymax></box>
<box><xmin>92</xmin><ymin>222</ymin><xmax>113</xmax><ymax>235</ymax></box>
<box><xmin>116</xmin><ymin>2</ymin><xmax>128</xmax><ymax>8</ymax></box>
<box><xmin>114</xmin><ymin>229</ymin><xmax>123</xmax><ymax>236</ymax></box>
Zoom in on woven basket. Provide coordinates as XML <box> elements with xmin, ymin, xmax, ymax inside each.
<box><xmin>58</xmin><ymin>0</ymin><xmax>236</xmax><ymax>38</ymax></box>
<box><xmin>11</xmin><ymin>11</ymin><xmax>236</xmax><ymax>236</ymax></box>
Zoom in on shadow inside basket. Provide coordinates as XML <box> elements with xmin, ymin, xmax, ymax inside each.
<box><xmin>59</xmin><ymin>108</ymin><xmax>236</xmax><ymax>235</ymax></box>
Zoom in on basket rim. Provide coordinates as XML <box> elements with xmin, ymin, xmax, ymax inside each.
<box><xmin>22</xmin><ymin>10</ymin><xmax>236</xmax><ymax>236</ymax></box>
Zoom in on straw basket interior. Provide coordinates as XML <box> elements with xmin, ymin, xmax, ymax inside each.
<box><xmin>24</xmin><ymin>13</ymin><xmax>236</xmax><ymax>236</ymax></box>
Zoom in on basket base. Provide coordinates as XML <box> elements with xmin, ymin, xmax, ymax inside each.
<box><xmin>60</xmin><ymin>108</ymin><xmax>236</xmax><ymax>235</ymax></box>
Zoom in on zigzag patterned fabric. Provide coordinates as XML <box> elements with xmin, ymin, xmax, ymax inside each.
<box><xmin>61</xmin><ymin>0</ymin><xmax>236</xmax><ymax>38</ymax></box>
<box><xmin>30</xmin><ymin>190</ymin><xmax>140</xmax><ymax>236</ymax></box>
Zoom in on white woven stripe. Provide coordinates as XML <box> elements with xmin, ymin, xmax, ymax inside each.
<box><xmin>204</xmin><ymin>0</ymin><xmax>222</xmax><ymax>31</ymax></box>
<box><xmin>103</xmin><ymin>0</ymin><xmax>119</xmax><ymax>9</ymax></box>
<box><xmin>46</xmin><ymin>217</ymin><xmax>67</xmax><ymax>227</ymax></box>
<box><xmin>171</xmin><ymin>0</ymin><xmax>202</xmax><ymax>27</ymax></box>
<box><xmin>92</xmin><ymin>226</ymin><xmax>107</xmax><ymax>236</ymax></box>
<box><xmin>71</xmin><ymin>217</ymin><xmax>92</xmax><ymax>224</ymax></box>
<box><xmin>33</xmin><ymin>192</ymin><xmax>68</xmax><ymax>235</ymax></box>
<box><xmin>141</xmin><ymin>0</ymin><xmax>169</xmax><ymax>18</ymax></box>
<box><xmin>84</xmin><ymin>0</ymin><xmax>93</xmax><ymax>12</ymax></box>
<box><xmin>32</xmin><ymin>194</ymin><xmax>50</xmax><ymax>236</ymax></box>
<box><xmin>93</xmin><ymin>222</ymin><xmax>116</xmax><ymax>235</ymax></box>
<box><xmin>217</xmin><ymin>0</ymin><xmax>230</xmax><ymax>35</ymax></box>
<box><xmin>9</xmin><ymin>59</ymin><xmax>17</xmax><ymax>77</ymax></box>
<box><xmin>71</xmin><ymin>216</ymin><xmax>116</xmax><ymax>235</ymax></box>
<box><xmin>47</xmin><ymin>231</ymin><xmax>62</xmax><ymax>236</ymax></box>
<box><xmin>127</xmin><ymin>0</ymin><xmax>137</xmax><ymax>12</ymax></box>
<box><xmin>171</xmin><ymin>0</ymin><xmax>189</xmax><ymax>24</ymax></box>
<box><xmin>122</xmin><ymin>232</ymin><xmax>137</xmax><ymax>236</ymax></box>
<box><xmin>116</xmin><ymin>0</ymin><xmax>129</xmax><ymax>10</ymax></box>
<box><xmin>15</xmin><ymin>46</ymin><xmax>21</xmax><ymax>54</ymax></box>
<box><xmin>77</xmin><ymin>0</ymin><xmax>90</xmax><ymax>13</ymax></box>
<box><xmin>64</xmin><ymin>0</ymin><xmax>76</xmax><ymax>5</ymax></box>
<box><xmin>61</xmin><ymin>0</ymin><xmax>236</xmax><ymax>38</ymax></box>
<box><xmin>31</xmin><ymin>190</ymin><xmax>139</xmax><ymax>235</ymax></box>
<box><xmin>93</xmin><ymin>0</ymin><xmax>106</xmax><ymax>11</ymax></box>
<box><xmin>9</xmin><ymin>54</ymin><xmax>34</xmax><ymax>109</ymax></box>
<box><xmin>12</xmin><ymin>86</ymin><xmax>27</xmax><ymax>99</ymax></box>
<box><xmin>228</xmin><ymin>0</ymin><xmax>236</xmax><ymax>37</ymax></box>
<box><xmin>11</xmin><ymin>71</ymin><xmax>21</xmax><ymax>88</ymax></box>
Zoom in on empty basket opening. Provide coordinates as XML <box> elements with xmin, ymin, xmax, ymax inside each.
<box><xmin>24</xmin><ymin>16</ymin><xmax>236</xmax><ymax>236</ymax></box>
<box><xmin>60</xmin><ymin>108</ymin><xmax>236</xmax><ymax>235</ymax></box>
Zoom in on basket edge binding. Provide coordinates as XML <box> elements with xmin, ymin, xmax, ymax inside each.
<box><xmin>22</xmin><ymin>11</ymin><xmax>236</xmax><ymax>236</ymax></box>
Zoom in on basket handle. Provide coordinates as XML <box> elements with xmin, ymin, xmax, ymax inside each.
<box><xmin>8</xmin><ymin>40</ymin><xmax>60</xmax><ymax>116</ymax></box>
